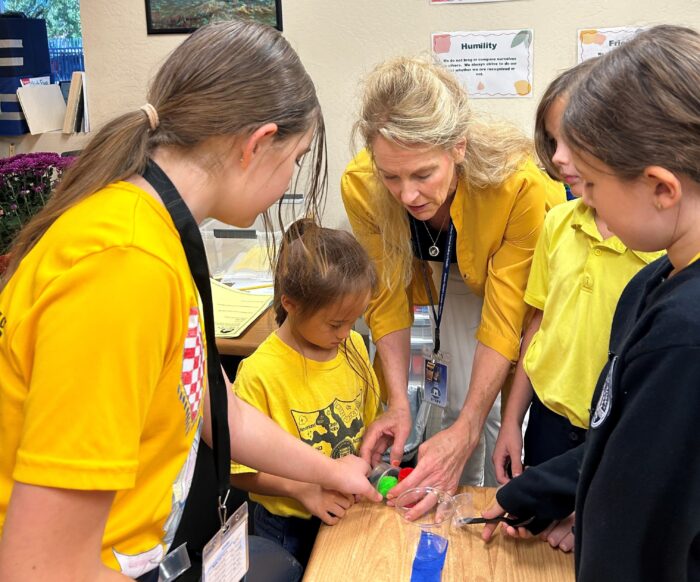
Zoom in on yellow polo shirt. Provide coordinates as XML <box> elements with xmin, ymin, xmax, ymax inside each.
<box><xmin>523</xmin><ymin>199</ymin><xmax>665</xmax><ymax>428</ymax></box>
<box><xmin>341</xmin><ymin>149</ymin><xmax>565</xmax><ymax>394</ymax></box>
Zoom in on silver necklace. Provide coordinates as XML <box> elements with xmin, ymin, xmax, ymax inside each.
<box><xmin>422</xmin><ymin>214</ymin><xmax>449</xmax><ymax>257</ymax></box>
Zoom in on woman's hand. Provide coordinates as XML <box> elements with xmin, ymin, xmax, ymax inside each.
<box><xmin>387</xmin><ymin>422</ymin><xmax>474</xmax><ymax>499</ymax></box>
<box><xmin>295</xmin><ymin>483</ymin><xmax>355</xmax><ymax>525</ymax></box>
<box><xmin>359</xmin><ymin>403</ymin><xmax>412</xmax><ymax>467</ymax></box>
<box><xmin>492</xmin><ymin>421</ymin><xmax>524</xmax><ymax>484</ymax></box>
<box><xmin>324</xmin><ymin>454</ymin><xmax>382</xmax><ymax>502</ymax></box>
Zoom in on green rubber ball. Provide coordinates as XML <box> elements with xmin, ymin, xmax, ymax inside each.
<box><xmin>378</xmin><ymin>475</ymin><xmax>399</xmax><ymax>497</ymax></box>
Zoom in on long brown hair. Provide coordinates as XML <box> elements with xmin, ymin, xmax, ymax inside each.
<box><xmin>2</xmin><ymin>19</ymin><xmax>327</xmax><ymax>287</ymax></box>
<box><xmin>534</xmin><ymin>58</ymin><xmax>597</xmax><ymax>180</ymax></box>
<box><xmin>274</xmin><ymin>219</ymin><xmax>379</xmax><ymax>400</ymax></box>
<box><xmin>562</xmin><ymin>25</ymin><xmax>700</xmax><ymax>183</ymax></box>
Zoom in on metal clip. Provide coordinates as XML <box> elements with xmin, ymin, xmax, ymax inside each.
<box><xmin>218</xmin><ymin>489</ymin><xmax>231</xmax><ymax>532</ymax></box>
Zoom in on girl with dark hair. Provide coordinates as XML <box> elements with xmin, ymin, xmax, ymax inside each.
<box><xmin>231</xmin><ymin>219</ymin><xmax>381</xmax><ymax>571</ymax></box>
<box><xmin>483</xmin><ymin>25</ymin><xmax>700</xmax><ymax>581</ymax></box>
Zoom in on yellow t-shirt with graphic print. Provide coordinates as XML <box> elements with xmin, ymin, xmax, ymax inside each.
<box><xmin>523</xmin><ymin>199</ymin><xmax>665</xmax><ymax>428</ymax></box>
<box><xmin>231</xmin><ymin>330</ymin><xmax>380</xmax><ymax>519</ymax></box>
<box><xmin>0</xmin><ymin>182</ymin><xmax>205</xmax><ymax>578</ymax></box>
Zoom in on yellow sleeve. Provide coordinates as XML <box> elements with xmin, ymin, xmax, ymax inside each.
<box><xmin>524</xmin><ymin>207</ymin><xmax>556</xmax><ymax>311</ymax></box>
<box><xmin>15</xmin><ymin>248</ymin><xmax>178</xmax><ymax>490</ymax></box>
<box><xmin>476</xmin><ymin>164</ymin><xmax>565</xmax><ymax>361</ymax></box>
<box><xmin>230</xmin><ymin>357</ymin><xmax>271</xmax><ymax>476</ymax></box>
<box><xmin>341</xmin><ymin>152</ymin><xmax>414</xmax><ymax>343</ymax></box>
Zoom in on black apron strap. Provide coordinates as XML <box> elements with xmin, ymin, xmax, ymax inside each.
<box><xmin>141</xmin><ymin>159</ymin><xmax>231</xmax><ymax>505</ymax></box>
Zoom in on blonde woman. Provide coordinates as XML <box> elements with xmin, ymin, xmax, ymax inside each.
<box><xmin>342</xmin><ymin>57</ymin><xmax>565</xmax><ymax>495</ymax></box>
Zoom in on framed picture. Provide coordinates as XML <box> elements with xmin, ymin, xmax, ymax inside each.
<box><xmin>145</xmin><ymin>0</ymin><xmax>282</xmax><ymax>35</ymax></box>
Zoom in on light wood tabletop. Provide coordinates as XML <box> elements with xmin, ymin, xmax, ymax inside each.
<box><xmin>304</xmin><ymin>486</ymin><xmax>575</xmax><ymax>582</ymax></box>
<box><xmin>215</xmin><ymin>308</ymin><xmax>276</xmax><ymax>357</ymax></box>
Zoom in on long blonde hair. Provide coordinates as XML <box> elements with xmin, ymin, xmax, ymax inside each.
<box><xmin>353</xmin><ymin>56</ymin><xmax>532</xmax><ymax>288</ymax></box>
<box><xmin>2</xmin><ymin>19</ymin><xmax>327</xmax><ymax>288</ymax></box>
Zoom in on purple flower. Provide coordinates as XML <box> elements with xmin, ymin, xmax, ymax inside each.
<box><xmin>0</xmin><ymin>151</ymin><xmax>75</xmax><ymax>254</ymax></box>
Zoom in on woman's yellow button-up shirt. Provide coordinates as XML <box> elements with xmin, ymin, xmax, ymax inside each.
<box><xmin>341</xmin><ymin>148</ymin><xmax>566</xmax><ymax>364</ymax></box>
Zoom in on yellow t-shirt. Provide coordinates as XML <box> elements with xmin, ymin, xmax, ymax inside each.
<box><xmin>341</xmin><ymin>149</ymin><xmax>566</xmax><ymax>374</ymax></box>
<box><xmin>231</xmin><ymin>330</ymin><xmax>380</xmax><ymax>519</ymax></box>
<box><xmin>523</xmin><ymin>199</ymin><xmax>665</xmax><ymax>428</ymax></box>
<box><xmin>0</xmin><ymin>182</ymin><xmax>205</xmax><ymax>577</ymax></box>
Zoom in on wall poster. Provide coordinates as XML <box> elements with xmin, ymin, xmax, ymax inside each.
<box><xmin>432</xmin><ymin>29</ymin><xmax>533</xmax><ymax>98</ymax></box>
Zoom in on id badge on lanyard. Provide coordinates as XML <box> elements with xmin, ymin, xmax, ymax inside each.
<box><xmin>423</xmin><ymin>348</ymin><xmax>450</xmax><ymax>408</ymax></box>
<box><xmin>202</xmin><ymin>502</ymin><xmax>249</xmax><ymax>582</ymax></box>
<box><xmin>412</xmin><ymin>219</ymin><xmax>455</xmax><ymax>410</ymax></box>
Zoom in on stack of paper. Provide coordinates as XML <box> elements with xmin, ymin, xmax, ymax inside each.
<box><xmin>16</xmin><ymin>84</ymin><xmax>66</xmax><ymax>134</ymax></box>
<box><xmin>211</xmin><ymin>278</ymin><xmax>273</xmax><ymax>339</ymax></box>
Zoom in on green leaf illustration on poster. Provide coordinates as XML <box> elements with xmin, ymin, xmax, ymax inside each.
<box><xmin>511</xmin><ymin>29</ymin><xmax>532</xmax><ymax>48</ymax></box>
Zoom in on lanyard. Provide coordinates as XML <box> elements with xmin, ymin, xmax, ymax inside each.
<box><xmin>410</xmin><ymin>218</ymin><xmax>456</xmax><ymax>355</ymax></box>
<box><xmin>141</xmin><ymin>159</ymin><xmax>231</xmax><ymax>521</ymax></box>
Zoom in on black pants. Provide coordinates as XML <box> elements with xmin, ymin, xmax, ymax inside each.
<box><xmin>523</xmin><ymin>391</ymin><xmax>587</xmax><ymax>467</ymax></box>
<box><xmin>252</xmin><ymin>503</ymin><xmax>321</xmax><ymax>568</ymax></box>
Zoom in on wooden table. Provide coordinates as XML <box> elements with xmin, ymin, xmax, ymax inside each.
<box><xmin>215</xmin><ymin>308</ymin><xmax>276</xmax><ymax>357</ymax></box>
<box><xmin>304</xmin><ymin>486</ymin><xmax>575</xmax><ymax>582</ymax></box>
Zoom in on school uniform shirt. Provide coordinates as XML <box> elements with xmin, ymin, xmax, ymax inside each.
<box><xmin>341</xmin><ymin>149</ymin><xmax>565</xmax><ymax>397</ymax></box>
<box><xmin>523</xmin><ymin>199</ymin><xmax>664</xmax><ymax>428</ymax></box>
<box><xmin>0</xmin><ymin>182</ymin><xmax>205</xmax><ymax>578</ymax></box>
<box><xmin>496</xmin><ymin>255</ymin><xmax>700</xmax><ymax>582</ymax></box>
<box><xmin>231</xmin><ymin>330</ymin><xmax>381</xmax><ymax>519</ymax></box>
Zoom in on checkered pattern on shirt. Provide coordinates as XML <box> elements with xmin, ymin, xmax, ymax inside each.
<box><xmin>181</xmin><ymin>307</ymin><xmax>204</xmax><ymax>422</ymax></box>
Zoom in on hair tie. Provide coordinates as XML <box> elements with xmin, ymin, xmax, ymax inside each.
<box><xmin>139</xmin><ymin>103</ymin><xmax>160</xmax><ymax>131</ymax></box>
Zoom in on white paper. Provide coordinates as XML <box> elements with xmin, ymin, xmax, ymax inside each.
<box><xmin>577</xmin><ymin>27</ymin><xmax>645</xmax><ymax>63</ymax></box>
<box><xmin>202</xmin><ymin>503</ymin><xmax>249</xmax><ymax>582</ymax></box>
<box><xmin>432</xmin><ymin>29</ymin><xmax>533</xmax><ymax>99</ymax></box>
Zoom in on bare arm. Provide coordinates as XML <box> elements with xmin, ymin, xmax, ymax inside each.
<box><xmin>231</xmin><ymin>473</ymin><xmax>354</xmax><ymax>526</ymax></box>
<box><xmin>358</xmin><ymin>328</ymin><xmax>413</xmax><ymax>466</ymax></box>
<box><xmin>390</xmin><ymin>341</ymin><xmax>511</xmax><ymax>496</ymax></box>
<box><xmin>202</xmin><ymin>370</ymin><xmax>381</xmax><ymax>501</ymax></box>
<box><xmin>0</xmin><ymin>483</ymin><xmax>132</xmax><ymax>582</ymax></box>
<box><xmin>493</xmin><ymin>309</ymin><xmax>543</xmax><ymax>482</ymax></box>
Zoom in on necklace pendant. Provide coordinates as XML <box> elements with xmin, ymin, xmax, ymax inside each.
<box><xmin>428</xmin><ymin>245</ymin><xmax>440</xmax><ymax>257</ymax></box>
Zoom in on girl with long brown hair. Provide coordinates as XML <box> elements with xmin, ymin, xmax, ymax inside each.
<box><xmin>483</xmin><ymin>25</ymin><xmax>700</xmax><ymax>581</ymax></box>
<box><xmin>0</xmin><ymin>20</ymin><xmax>378</xmax><ymax>582</ymax></box>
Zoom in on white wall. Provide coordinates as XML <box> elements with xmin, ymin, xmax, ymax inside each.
<box><xmin>7</xmin><ymin>1</ymin><xmax>700</xmax><ymax>226</ymax></box>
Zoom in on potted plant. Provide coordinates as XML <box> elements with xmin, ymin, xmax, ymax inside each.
<box><xmin>0</xmin><ymin>151</ymin><xmax>74</xmax><ymax>274</ymax></box>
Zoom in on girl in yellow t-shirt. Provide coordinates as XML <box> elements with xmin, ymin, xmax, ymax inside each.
<box><xmin>231</xmin><ymin>219</ymin><xmax>381</xmax><ymax>569</ymax></box>
<box><xmin>0</xmin><ymin>21</ymin><xmax>380</xmax><ymax>582</ymax></box>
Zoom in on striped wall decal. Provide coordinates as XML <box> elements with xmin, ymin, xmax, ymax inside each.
<box><xmin>0</xmin><ymin>57</ymin><xmax>24</xmax><ymax>66</ymax></box>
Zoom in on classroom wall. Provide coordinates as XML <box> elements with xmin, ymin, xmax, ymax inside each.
<box><xmin>6</xmin><ymin>1</ymin><xmax>700</xmax><ymax>226</ymax></box>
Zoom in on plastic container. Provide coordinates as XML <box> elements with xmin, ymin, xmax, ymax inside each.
<box><xmin>199</xmin><ymin>194</ymin><xmax>303</xmax><ymax>286</ymax></box>
<box><xmin>393</xmin><ymin>487</ymin><xmax>455</xmax><ymax>557</ymax></box>
<box><xmin>368</xmin><ymin>462</ymin><xmax>400</xmax><ymax>497</ymax></box>
<box><xmin>451</xmin><ymin>492</ymin><xmax>475</xmax><ymax>529</ymax></box>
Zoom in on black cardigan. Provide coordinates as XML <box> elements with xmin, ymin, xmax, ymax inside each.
<box><xmin>496</xmin><ymin>256</ymin><xmax>700</xmax><ymax>582</ymax></box>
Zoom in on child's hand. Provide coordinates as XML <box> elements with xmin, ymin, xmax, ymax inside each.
<box><xmin>297</xmin><ymin>483</ymin><xmax>355</xmax><ymax>525</ymax></box>
<box><xmin>492</xmin><ymin>422</ymin><xmax>524</xmax><ymax>484</ymax></box>
<box><xmin>539</xmin><ymin>512</ymin><xmax>575</xmax><ymax>553</ymax></box>
<box><xmin>326</xmin><ymin>454</ymin><xmax>382</xmax><ymax>502</ymax></box>
<box><xmin>481</xmin><ymin>499</ymin><xmax>534</xmax><ymax>542</ymax></box>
